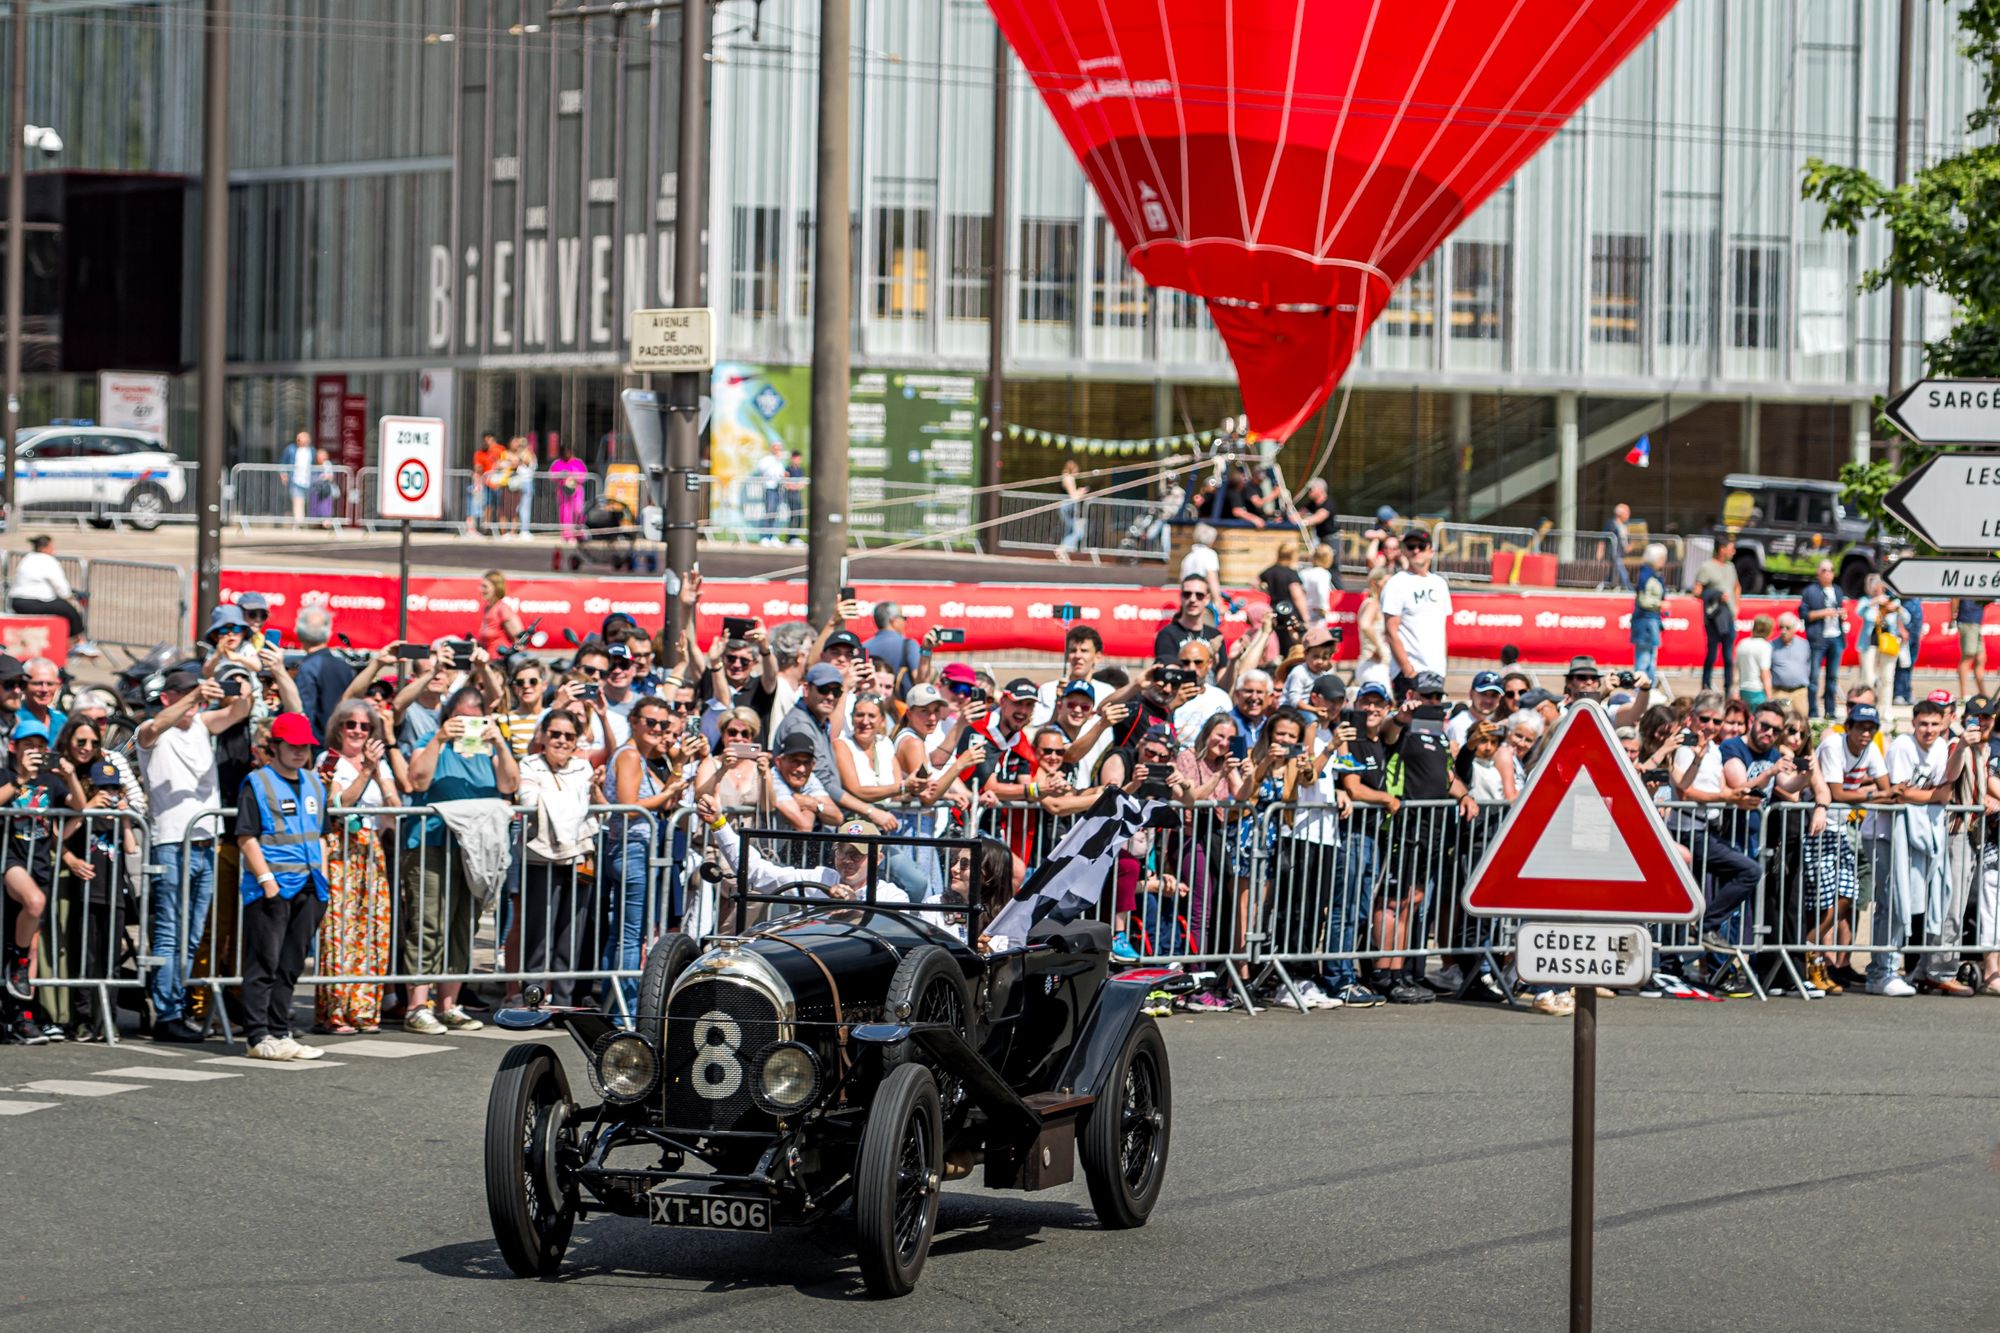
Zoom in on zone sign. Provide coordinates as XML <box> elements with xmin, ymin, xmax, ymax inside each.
<box><xmin>377</xmin><ymin>415</ymin><xmax>447</xmax><ymax>522</ymax></box>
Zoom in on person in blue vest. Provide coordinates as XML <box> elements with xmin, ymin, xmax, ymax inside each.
<box><xmin>235</xmin><ymin>711</ymin><xmax>332</xmax><ymax>1062</ymax></box>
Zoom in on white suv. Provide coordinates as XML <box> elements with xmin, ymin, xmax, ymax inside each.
<box><xmin>15</xmin><ymin>426</ymin><xmax>187</xmax><ymax>531</ymax></box>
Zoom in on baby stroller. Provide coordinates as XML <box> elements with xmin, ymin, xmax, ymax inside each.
<box><xmin>555</xmin><ymin>497</ymin><xmax>653</xmax><ymax>572</ymax></box>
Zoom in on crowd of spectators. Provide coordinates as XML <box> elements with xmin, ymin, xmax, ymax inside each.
<box><xmin>3</xmin><ymin>549</ymin><xmax>1997</xmax><ymax>1049</ymax></box>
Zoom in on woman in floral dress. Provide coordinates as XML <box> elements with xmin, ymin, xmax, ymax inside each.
<box><xmin>314</xmin><ymin>699</ymin><xmax>400</xmax><ymax>1033</ymax></box>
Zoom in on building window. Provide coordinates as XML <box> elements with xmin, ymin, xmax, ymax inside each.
<box><xmin>1091</xmin><ymin>217</ymin><xmax>1144</xmax><ymax>330</ymax></box>
<box><xmin>1158</xmin><ymin>288</ymin><xmax>1210</xmax><ymax>332</ymax></box>
<box><xmin>730</xmin><ymin>206</ymin><xmax>781</xmax><ymax>318</ymax></box>
<box><xmin>1450</xmin><ymin>241</ymin><xmax>1509</xmax><ymax>341</ymax></box>
<box><xmin>1589</xmin><ymin>233</ymin><xmax>1647</xmax><ymax>344</ymax></box>
<box><xmin>1018</xmin><ymin>218</ymin><xmax>1078</xmax><ymax>327</ymax></box>
<box><xmin>945</xmin><ymin>215</ymin><xmax>991</xmax><ymax>321</ymax></box>
<box><xmin>1730</xmin><ymin>242</ymin><xmax>1783</xmax><ymax>349</ymax></box>
<box><xmin>1378</xmin><ymin>257</ymin><xmax>1437</xmax><ymax>338</ymax></box>
<box><xmin>871</xmin><ymin>208</ymin><xmax>931</xmax><ymax>320</ymax></box>
<box><xmin>1656</xmin><ymin>228</ymin><xmax>1711</xmax><ymax>347</ymax></box>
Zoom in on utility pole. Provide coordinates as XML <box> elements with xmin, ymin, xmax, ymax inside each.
<box><xmin>550</xmin><ymin>0</ymin><xmax>707</xmax><ymax>644</ymax></box>
<box><xmin>1885</xmin><ymin>0</ymin><xmax>1916</xmax><ymax>468</ymax></box>
<box><xmin>195</xmin><ymin>0</ymin><xmax>229</xmax><ymax>624</ymax></box>
<box><xmin>979</xmin><ymin>23</ymin><xmax>1009</xmax><ymax>535</ymax></box>
<box><xmin>4</xmin><ymin>0</ymin><xmax>26</xmax><ymax>527</ymax></box>
<box><xmin>806</xmin><ymin>0</ymin><xmax>850</xmax><ymax>623</ymax></box>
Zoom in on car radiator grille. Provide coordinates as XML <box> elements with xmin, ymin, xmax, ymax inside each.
<box><xmin>662</xmin><ymin>977</ymin><xmax>784</xmax><ymax>1129</ymax></box>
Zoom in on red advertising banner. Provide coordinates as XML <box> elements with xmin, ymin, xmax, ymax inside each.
<box><xmin>216</xmin><ymin>567</ymin><xmax>1989</xmax><ymax>673</ymax></box>
<box><xmin>339</xmin><ymin>394</ymin><xmax>368</xmax><ymax>476</ymax></box>
<box><xmin>0</xmin><ymin>615</ymin><xmax>70</xmax><ymax>665</ymax></box>
<box><xmin>312</xmin><ymin>375</ymin><xmax>346</xmax><ymax>455</ymax></box>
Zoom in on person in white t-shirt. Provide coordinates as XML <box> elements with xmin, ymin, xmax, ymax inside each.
<box><xmin>7</xmin><ymin>534</ymin><xmax>97</xmax><ymax>657</ymax></box>
<box><xmin>1868</xmin><ymin>700</ymin><xmax>1969</xmax><ymax>995</ymax></box>
<box><xmin>1666</xmin><ymin>690</ymin><xmax>1763</xmax><ymax>952</ymax></box>
<box><xmin>1031</xmin><ymin>624</ymin><xmax>1108</xmax><ymax>726</ymax></box>
<box><xmin>1806</xmin><ymin>703</ymin><xmax>1886</xmax><ymax>987</ymax></box>
<box><xmin>1178</xmin><ymin>523</ymin><xmax>1221</xmax><ymax>595</ymax></box>
<box><xmin>1380</xmin><ymin>527</ymin><xmax>1451</xmax><ymax>694</ymax></box>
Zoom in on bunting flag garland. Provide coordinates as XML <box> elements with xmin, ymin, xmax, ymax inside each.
<box><xmin>993</xmin><ymin>420</ymin><xmax>1220</xmax><ymax>455</ymax></box>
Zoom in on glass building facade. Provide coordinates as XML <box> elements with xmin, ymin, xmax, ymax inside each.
<box><xmin>4</xmin><ymin>0</ymin><xmax>1986</xmax><ymax>530</ymax></box>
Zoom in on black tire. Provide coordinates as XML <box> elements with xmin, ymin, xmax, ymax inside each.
<box><xmin>635</xmin><ymin>930</ymin><xmax>697</xmax><ymax>1052</ymax></box>
<box><xmin>1079</xmin><ymin>1016</ymin><xmax>1171</xmax><ymax>1229</ymax></box>
<box><xmin>1838</xmin><ymin>558</ymin><xmax>1873</xmax><ymax>601</ymax></box>
<box><xmin>123</xmin><ymin>483</ymin><xmax>168</xmax><ymax>532</ymax></box>
<box><xmin>484</xmin><ymin>1042</ymin><xmax>579</xmax><ymax>1278</ymax></box>
<box><xmin>853</xmin><ymin>1063</ymin><xmax>943</xmax><ymax>1298</ymax></box>
<box><xmin>1733</xmin><ymin>556</ymin><xmax>1766</xmax><ymax>597</ymax></box>
<box><xmin>881</xmin><ymin>944</ymin><xmax>973</xmax><ymax>1114</ymax></box>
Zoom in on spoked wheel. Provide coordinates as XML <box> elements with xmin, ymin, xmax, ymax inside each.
<box><xmin>98</xmin><ymin>712</ymin><xmax>141</xmax><ymax>768</ymax></box>
<box><xmin>882</xmin><ymin>945</ymin><xmax>973</xmax><ymax>1117</ymax></box>
<box><xmin>853</xmin><ymin>1063</ymin><xmax>943</xmax><ymax>1298</ymax></box>
<box><xmin>1080</xmin><ymin>1016</ymin><xmax>1171</xmax><ymax>1229</ymax></box>
<box><xmin>484</xmin><ymin>1043</ymin><xmax>579</xmax><ymax>1277</ymax></box>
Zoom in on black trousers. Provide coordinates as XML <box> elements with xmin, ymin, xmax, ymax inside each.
<box><xmin>520</xmin><ymin>860</ymin><xmax>591</xmax><ymax>1006</ymax></box>
<box><xmin>1701</xmin><ymin>619</ymin><xmax>1735</xmax><ymax>693</ymax></box>
<box><xmin>241</xmin><ymin>891</ymin><xmax>325</xmax><ymax>1044</ymax></box>
<box><xmin>9</xmin><ymin>596</ymin><xmax>85</xmax><ymax>639</ymax></box>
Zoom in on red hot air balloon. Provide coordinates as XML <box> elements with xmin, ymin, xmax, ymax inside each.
<box><xmin>986</xmin><ymin>0</ymin><xmax>1679</xmax><ymax>439</ymax></box>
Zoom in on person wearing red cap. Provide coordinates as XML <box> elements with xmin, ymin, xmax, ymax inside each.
<box><xmin>234</xmin><ymin>711</ymin><xmax>333</xmax><ymax>1060</ymax></box>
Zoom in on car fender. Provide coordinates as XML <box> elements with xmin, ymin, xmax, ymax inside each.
<box><xmin>1052</xmin><ymin>974</ymin><xmax>1155</xmax><ymax>1101</ymax></box>
<box><xmin>497</xmin><ymin>1004</ymin><xmax>622</xmax><ymax>1062</ymax></box>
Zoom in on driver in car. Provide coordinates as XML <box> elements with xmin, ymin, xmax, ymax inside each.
<box><xmin>696</xmin><ymin>797</ymin><xmax>911</xmax><ymax>906</ymax></box>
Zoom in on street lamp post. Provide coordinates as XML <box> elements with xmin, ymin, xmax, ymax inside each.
<box><xmin>5</xmin><ymin>0</ymin><xmax>26</xmax><ymax>528</ymax></box>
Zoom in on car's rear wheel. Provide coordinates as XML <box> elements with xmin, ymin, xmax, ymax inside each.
<box><xmin>853</xmin><ymin>1063</ymin><xmax>943</xmax><ymax>1298</ymax></box>
<box><xmin>1839</xmin><ymin>557</ymin><xmax>1874</xmax><ymax>601</ymax></box>
<box><xmin>1733</xmin><ymin>554</ymin><xmax>1766</xmax><ymax>597</ymax></box>
<box><xmin>635</xmin><ymin>930</ymin><xmax>697</xmax><ymax>1051</ymax></box>
<box><xmin>484</xmin><ymin>1042</ymin><xmax>579</xmax><ymax>1278</ymax></box>
<box><xmin>882</xmin><ymin>944</ymin><xmax>972</xmax><ymax>1114</ymax></box>
<box><xmin>1079</xmin><ymin>1016</ymin><xmax>1171</xmax><ymax>1229</ymax></box>
<box><xmin>123</xmin><ymin>483</ymin><xmax>168</xmax><ymax>531</ymax></box>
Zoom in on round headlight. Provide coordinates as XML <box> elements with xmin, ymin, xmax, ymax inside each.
<box><xmin>752</xmin><ymin>1042</ymin><xmax>820</xmax><ymax>1115</ymax></box>
<box><xmin>590</xmin><ymin>1031</ymin><xmax>660</xmax><ymax>1104</ymax></box>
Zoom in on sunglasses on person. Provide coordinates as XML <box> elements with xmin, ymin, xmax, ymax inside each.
<box><xmin>1752</xmin><ymin>719</ymin><xmax>1780</xmax><ymax>732</ymax></box>
<box><xmin>575</xmin><ymin>665</ymin><xmax>604</xmax><ymax>678</ymax></box>
<box><xmin>1503</xmin><ymin>688</ymin><xmax>1526</xmax><ymax>699</ymax></box>
<box><xmin>544</xmin><ymin>728</ymin><xmax>578</xmax><ymax>742</ymax></box>
<box><xmin>242</xmin><ymin>609</ymin><xmax>269</xmax><ymax>622</ymax></box>
<box><xmin>724</xmin><ymin>654</ymin><xmax>754</xmax><ymax>669</ymax></box>
<box><xmin>813</xmin><ymin>683</ymin><xmax>845</xmax><ymax>697</ymax></box>
<box><xmin>722</xmin><ymin>727</ymin><xmax>758</xmax><ymax>741</ymax></box>
<box><xmin>1419</xmin><ymin>691</ymin><xmax>1445</xmax><ymax>702</ymax></box>
<box><xmin>666</xmin><ymin>700</ymin><xmax>694</xmax><ymax>713</ymax></box>
<box><xmin>633</xmin><ymin>716</ymin><xmax>671</xmax><ymax>731</ymax></box>
<box><xmin>947</xmin><ymin>682</ymin><xmax>974</xmax><ymax>696</ymax></box>
<box><xmin>1180</xmin><ymin>589</ymin><xmax>1209</xmax><ymax>602</ymax></box>
<box><xmin>1036</xmin><ymin>745</ymin><xmax>1066</xmax><ymax>758</ymax></box>
<box><xmin>341</xmin><ymin>720</ymin><xmax>373</xmax><ymax>733</ymax></box>
<box><xmin>1695</xmin><ymin>713</ymin><xmax>1723</xmax><ymax>725</ymax></box>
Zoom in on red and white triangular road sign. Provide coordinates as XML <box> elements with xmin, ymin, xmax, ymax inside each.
<box><xmin>1462</xmin><ymin>701</ymin><xmax>1703</xmax><ymax>923</ymax></box>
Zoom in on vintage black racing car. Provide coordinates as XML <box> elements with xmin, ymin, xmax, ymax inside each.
<box><xmin>482</xmin><ymin>825</ymin><xmax>1177</xmax><ymax>1296</ymax></box>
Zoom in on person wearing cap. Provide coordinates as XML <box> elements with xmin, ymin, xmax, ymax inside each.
<box><xmin>1281</xmin><ymin>626</ymin><xmax>1340</xmax><ymax>708</ymax></box>
<box><xmin>771</xmin><ymin>727</ymin><xmax>842</xmax><ymax>829</ymax></box>
<box><xmin>1556</xmin><ymin>656</ymin><xmax>1649</xmax><ymax>731</ymax></box>
<box><xmin>697</xmin><ymin>796</ymin><xmax>912</xmax><ymax>906</ymax></box>
<box><xmin>971</xmin><ymin>678</ymin><xmax>1041</xmax><ymax>782</ymax></box>
<box><xmin>772</xmin><ymin>662</ymin><xmax>855</xmax><ymax>806</ymax></box>
<box><xmin>1381</xmin><ymin>526</ymin><xmax>1450</xmax><ymax>699</ymax></box>
<box><xmin>201</xmin><ymin>602</ymin><xmax>261</xmax><ymax>677</ymax></box>
<box><xmin>7</xmin><ymin>533</ymin><xmax>97</xmax><ymax>658</ymax></box>
<box><xmin>1808</xmin><ymin>701</ymin><xmax>1887</xmax><ymax>991</ymax></box>
<box><xmin>1031</xmin><ymin>624</ymin><xmax>1108</xmax><ymax>726</ymax></box>
<box><xmin>136</xmin><ymin>669</ymin><xmax>253</xmax><ymax>1043</ymax></box>
<box><xmin>233</xmin><ymin>712</ymin><xmax>333</xmax><ymax>1060</ymax></box>
<box><xmin>1446</xmin><ymin>670</ymin><xmax>1506</xmax><ymax>749</ymax></box>
<box><xmin>1040</xmin><ymin>679</ymin><xmax>1121</xmax><ymax>780</ymax></box>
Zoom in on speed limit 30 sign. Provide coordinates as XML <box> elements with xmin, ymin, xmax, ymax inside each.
<box><xmin>377</xmin><ymin>415</ymin><xmax>447</xmax><ymax>521</ymax></box>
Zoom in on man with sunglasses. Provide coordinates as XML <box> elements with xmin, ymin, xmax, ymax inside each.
<box><xmin>1381</xmin><ymin>527</ymin><xmax>1450</xmax><ymax>699</ymax></box>
<box><xmin>1558</xmin><ymin>656</ymin><xmax>1649</xmax><ymax>730</ymax></box>
<box><xmin>1153</xmin><ymin>574</ymin><xmax>1226</xmax><ymax>666</ymax></box>
<box><xmin>771</xmin><ymin>663</ymin><xmax>853</xmax><ymax>810</ymax></box>
<box><xmin>1667</xmin><ymin>690</ymin><xmax>1765</xmax><ymax>960</ymax></box>
<box><xmin>701</xmin><ymin>623</ymin><xmax>779</xmax><ymax>745</ymax></box>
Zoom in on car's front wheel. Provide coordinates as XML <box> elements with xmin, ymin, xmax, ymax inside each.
<box><xmin>1079</xmin><ymin>1015</ymin><xmax>1171</xmax><ymax>1229</ymax></box>
<box><xmin>123</xmin><ymin>483</ymin><xmax>168</xmax><ymax>531</ymax></box>
<box><xmin>853</xmin><ymin>1063</ymin><xmax>943</xmax><ymax>1298</ymax></box>
<box><xmin>484</xmin><ymin>1042</ymin><xmax>579</xmax><ymax>1278</ymax></box>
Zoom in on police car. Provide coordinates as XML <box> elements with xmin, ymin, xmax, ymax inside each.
<box><xmin>16</xmin><ymin>426</ymin><xmax>186</xmax><ymax>530</ymax></box>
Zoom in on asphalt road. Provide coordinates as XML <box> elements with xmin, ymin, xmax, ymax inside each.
<box><xmin>6</xmin><ymin>995</ymin><xmax>1997</xmax><ymax>1332</ymax></box>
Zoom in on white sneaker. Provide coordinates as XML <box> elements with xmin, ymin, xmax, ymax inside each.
<box><xmin>1865</xmin><ymin>974</ymin><xmax>1917</xmax><ymax>997</ymax></box>
<box><xmin>70</xmin><ymin>640</ymin><xmax>101</xmax><ymax>659</ymax></box>
<box><xmin>247</xmin><ymin>1036</ymin><xmax>295</xmax><ymax>1061</ymax></box>
<box><xmin>1297</xmin><ymin>980</ymin><xmax>1343</xmax><ymax>1011</ymax></box>
<box><xmin>404</xmin><ymin>1005</ymin><xmax>447</xmax><ymax>1035</ymax></box>
<box><xmin>437</xmin><ymin>1005</ymin><xmax>485</xmax><ymax>1031</ymax></box>
<box><xmin>1268</xmin><ymin>988</ymin><xmax>1309</xmax><ymax>1012</ymax></box>
<box><xmin>274</xmin><ymin>1036</ymin><xmax>325</xmax><ymax>1060</ymax></box>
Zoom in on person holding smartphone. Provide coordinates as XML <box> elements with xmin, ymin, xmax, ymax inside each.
<box><xmin>694</xmin><ymin>706</ymin><xmax>779</xmax><ymax>818</ymax></box>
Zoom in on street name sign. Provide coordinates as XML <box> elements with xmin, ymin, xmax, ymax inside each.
<box><xmin>1516</xmin><ymin>923</ymin><xmax>1653</xmax><ymax>988</ymax></box>
<box><xmin>1882</xmin><ymin>557</ymin><xmax>2000</xmax><ymax>599</ymax></box>
<box><xmin>629</xmin><ymin>307</ymin><xmax>714</xmax><ymax>372</ymax></box>
<box><xmin>1884</xmin><ymin>378</ymin><xmax>2000</xmax><ymax>444</ymax></box>
<box><xmin>1879</xmin><ymin>453</ymin><xmax>2000</xmax><ymax>551</ymax></box>
<box><xmin>1461</xmin><ymin>700</ymin><xmax>1703</xmax><ymax>925</ymax></box>
<box><xmin>377</xmin><ymin>415</ymin><xmax>446</xmax><ymax>522</ymax></box>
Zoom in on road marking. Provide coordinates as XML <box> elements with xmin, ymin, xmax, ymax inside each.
<box><xmin>197</xmin><ymin>1056</ymin><xmax>346</xmax><ymax>1071</ymax></box>
<box><xmin>454</xmin><ymin>1028</ymin><xmax>545</xmax><ymax>1042</ymax></box>
<box><xmin>98</xmin><ymin>1043</ymin><xmax>191</xmax><ymax>1059</ymax></box>
<box><xmin>92</xmin><ymin>1066</ymin><xmax>241</xmax><ymax>1082</ymax></box>
<box><xmin>0</xmin><ymin>1099</ymin><xmax>59</xmax><ymax>1115</ymax></box>
<box><xmin>20</xmin><ymin>1079</ymin><xmax>147</xmax><ymax>1097</ymax></box>
<box><xmin>317</xmin><ymin>1038</ymin><xmax>455</xmax><ymax>1059</ymax></box>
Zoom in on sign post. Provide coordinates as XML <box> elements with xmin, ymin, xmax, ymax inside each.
<box><xmin>1461</xmin><ymin>701</ymin><xmax>1703</xmax><ymax>1333</ymax></box>
<box><xmin>1882</xmin><ymin>378</ymin><xmax>2000</xmax><ymax>444</ymax></box>
<box><xmin>376</xmin><ymin>415</ymin><xmax>446</xmax><ymax>642</ymax></box>
<box><xmin>1879</xmin><ymin>453</ymin><xmax>2000</xmax><ymax>551</ymax></box>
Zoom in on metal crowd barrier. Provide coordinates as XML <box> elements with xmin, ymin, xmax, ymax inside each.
<box><xmin>352</xmin><ymin>466</ymin><xmax>601</xmax><ymax>537</ymax></box>
<box><xmin>0</xmin><ymin>549</ymin><xmax>191</xmax><ymax>655</ymax></box>
<box><xmin>15</xmin><ymin>807</ymin><xmax>152</xmax><ymax>1044</ymax></box>
<box><xmin>226</xmin><ymin>462</ymin><xmax>361</xmax><ymax>531</ymax></box>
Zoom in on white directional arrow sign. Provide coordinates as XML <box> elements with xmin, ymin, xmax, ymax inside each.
<box><xmin>1883</xmin><ymin>378</ymin><xmax>2000</xmax><ymax>443</ymax></box>
<box><xmin>1882</xmin><ymin>557</ymin><xmax>2000</xmax><ymax>599</ymax></box>
<box><xmin>1880</xmin><ymin>454</ymin><xmax>2000</xmax><ymax>551</ymax></box>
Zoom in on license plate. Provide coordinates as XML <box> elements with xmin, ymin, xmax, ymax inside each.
<box><xmin>648</xmin><ymin>1191</ymin><xmax>773</xmax><ymax>1233</ymax></box>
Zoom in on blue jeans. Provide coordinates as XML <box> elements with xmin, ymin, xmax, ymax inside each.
<box><xmin>1320</xmin><ymin>831</ymin><xmax>1378</xmax><ymax>991</ymax></box>
<box><xmin>150</xmin><ymin>841</ymin><xmax>215</xmax><ymax>1022</ymax></box>
<box><xmin>602</xmin><ymin>841</ymin><xmax>652</xmax><ymax>1017</ymax></box>
<box><xmin>1632</xmin><ymin>644</ymin><xmax>1658</xmax><ymax>680</ymax></box>
<box><xmin>1807</xmin><ymin>639</ymin><xmax>1841</xmax><ymax>717</ymax></box>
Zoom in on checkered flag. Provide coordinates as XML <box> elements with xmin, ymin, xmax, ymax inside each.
<box><xmin>984</xmin><ymin>788</ymin><xmax>1176</xmax><ymax>943</ymax></box>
